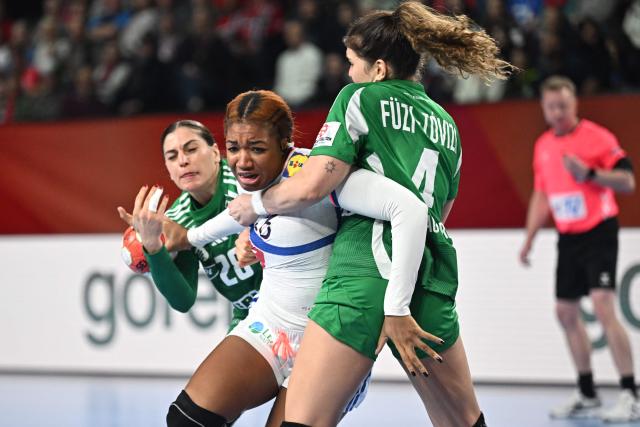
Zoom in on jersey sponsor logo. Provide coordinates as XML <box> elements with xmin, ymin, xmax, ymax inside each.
<box><xmin>549</xmin><ymin>192</ymin><xmax>587</xmax><ymax>222</ymax></box>
<box><xmin>283</xmin><ymin>154</ymin><xmax>307</xmax><ymax>177</ymax></box>
<box><xmin>313</xmin><ymin>121</ymin><xmax>341</xmax><ymax>148</ymax></box>
<box><xmin>247</xmin><ymin>319</ymin><xmax>275</xmax><ymax>345</ymax></box>
<box><xmin>249</xmin><ymin>321</ymin><xmax>264</xmax><ymax>333</ymax></box>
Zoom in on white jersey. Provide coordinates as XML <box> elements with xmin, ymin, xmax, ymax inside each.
<box><xmin>249</xmin><ymin>148</ymin><xmax>339</xmax><ymax>330</ymax></box>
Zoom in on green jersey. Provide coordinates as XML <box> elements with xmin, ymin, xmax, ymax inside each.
<box><xmin>311</xmin><ymin>80</ymin><xmax>461</xmax><ymax>297</ymax></box>
<box><xmin>146</xmin><ymin>160</ymin><xmax>262</xmax><ymax>320</ymax></box>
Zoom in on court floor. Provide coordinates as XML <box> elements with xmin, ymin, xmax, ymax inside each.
<box><xmin>0</xmin><ymin>374</ymin><xmax>637</xmax><ymax>426</ymax></box>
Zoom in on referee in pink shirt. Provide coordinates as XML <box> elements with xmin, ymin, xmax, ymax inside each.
<box><xmin>520</xmin><ymin>75</ymin><xmax>638</xmax><ymax>422</ymax></box>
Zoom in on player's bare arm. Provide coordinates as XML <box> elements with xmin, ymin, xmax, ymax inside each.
<box><xmin>227</xmin><ymin>156</ymin><xmax>350</xmax><ymax>225</ymax></box>
<box><xmin>587</xmin><ymin>168</ymin><xmax>635</xmax><ymax>193</ymax></box>
<box><xmin>263</xmin><ymin>155</ymin><xmax>350</xmax><ymax>212</ymax></box>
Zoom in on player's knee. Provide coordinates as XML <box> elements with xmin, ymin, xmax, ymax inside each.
<box><xmin>280</xmin><ymin>423</ymin><xmax>312</xmax><ymax>427</ymax></box>
<box><xmin>555</xmin><ymin>304</ymin><xmax>580</xmax><ymax>329</ymax></box>
<box><xmin>591</xmin><ymin>295</ymin><xmax>616</xmax><ymax>324</ymax></box>
<box><xmin>166</xmin><ymin>390</ymin><xmax>228</xmax><ymax>427</ymax></box>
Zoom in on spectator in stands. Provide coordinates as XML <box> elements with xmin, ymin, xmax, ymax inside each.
<box><xmin>215</xmin><ymin>0</ymin><xmax>284</xmax><ymax>90</ymax></box>
<box><xmin>32</xmin><ymin>16</ymin><xmax>70</xmax><ymax>77</ymax></box>
<box><xmin>2</xmin><ymin>0</ymin><xmax>640</xmax><ymax>122</ymax></box>
<box><xmin>310</xmin><ymin>51</ymin><xmax>350</xmax><ymax>106</ymax></box>
<box><xmin>319</xmin><ymin>2</ymin><xmax>358</xmax><ymax>54</ymax></box>
<box><xmin>175</xmin><ymin>6</ymin><xmax>232</xmax><ymax>111</ymax></box>
<box><xmin>61</xmin><ymin>64</ymin><xmax>107</xmax><ymax>118</ymax></box>
<box><xmin>569</xmin><ymin>18</ymin><xmax>612</xmax><ymax>95</ymax></box>
<box><xmin>0</xmin><ymin>72</ymin><xmax>15</xmax><ymax>123</ymax></box>
<box><xmin>619</xmin><ymin>0</ymin><xmax>640</xmax><ymax>86</ymax></box>
<box><xmin>1</xmin><ymin>20</ymin><xmax>29</xmax><ymax>77</ymax></box>
<box><xmin>61</xmin><ymin>11</ymin><xmax>92</xmax><ymax>87</ymax></box>
<box><xmin>92</xmin><ymin>39</ymin><xmax>131</xmax><ymax>110</ymax></box>
<box><xmin>566</xmin><ymin>0</ymin><xmax>619</xmax><ymax>26</ymax></box>
<box><xmin>86</xmin><ymin>0</ymin><xmax>130</xmax><ymax>46</ymax></box>
<box><xmin>503</xmin><ymin>46</ymin><xmax>538</xmax><ymax>99</ymax></box>
<box><xmin>14</xmin><ymin>68</ymin><xmax>61</xmax><ymax>121</ymax></box>
<box><xmin>119</xmin><ymin>0</ymin><xmax>158</xmax><ymax>58</ymax></box>
<box><xmin>292</xmin><ymin>0</ymin><xmax>323</xmax><ymax>46</ymax></box>
<box><xmin>273</xmin><ymin>19</ymin><xmax>322</xmax><ymax>108</ymax></box>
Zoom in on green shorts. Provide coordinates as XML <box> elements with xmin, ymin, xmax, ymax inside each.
<box><xmin>309</xmin><ymin>276</ymin><xmax>459</xmax><ymax>361</ymax></box>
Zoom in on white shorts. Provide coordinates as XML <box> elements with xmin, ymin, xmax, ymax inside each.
<box><xmin>229</xmin><ymin>306</ymin><xmax>303</xmax><ymax>387</ymax></box>
<box><xmin>228</xmin><ymin>305</ymin><xmax>370</xmax><ymax>413</ymax></box>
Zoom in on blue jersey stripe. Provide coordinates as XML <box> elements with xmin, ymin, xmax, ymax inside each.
<box><xmin>249</xmin><ymin>227</ymin><xmax>335</xmax><ymax>256</ymax></box>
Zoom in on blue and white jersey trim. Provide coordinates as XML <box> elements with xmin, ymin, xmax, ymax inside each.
<box><xmin>249</xmin><ymin>227</ymin><xmax>335</xmax><ymax>256</ymax></box>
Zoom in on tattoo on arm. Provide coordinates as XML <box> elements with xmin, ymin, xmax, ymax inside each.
<box><xmin>325</xmin><ymin>160</ymin><xmax>336</xmax><ymax>174</ymax></box>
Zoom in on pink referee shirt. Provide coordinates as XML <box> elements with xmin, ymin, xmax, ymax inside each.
<box><xmin>533</xmin><ymin>119</ymin><xmax>626</xmax><ymax>234</ymax></box>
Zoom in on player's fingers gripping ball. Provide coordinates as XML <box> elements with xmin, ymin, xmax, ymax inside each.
<box><xmin>121</xmin><ymin>226</ymin><xmax>167</xmax><ymax>274</ymax></box>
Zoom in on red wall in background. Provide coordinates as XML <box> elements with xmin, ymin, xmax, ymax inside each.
<box><xmin>1</xmin><ymin>95</ymin><xmax>638</xmax><ymax>234</ymax></box>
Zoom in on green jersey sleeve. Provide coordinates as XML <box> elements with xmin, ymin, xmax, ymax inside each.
<box><xmin>145</xmin><ymin>247</ymin><xmax>199</xmax><ymax>312</ymax></box>
<box><xmin>310</xmin><ymin>84</ymin><xmax>369</xmax><ymax>164</ymax></box>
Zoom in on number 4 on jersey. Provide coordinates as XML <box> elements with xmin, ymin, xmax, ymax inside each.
<box><xmin>411</xmin><ymin>148</ymin><xmax>439</xmax><ymax>208</ymax></box>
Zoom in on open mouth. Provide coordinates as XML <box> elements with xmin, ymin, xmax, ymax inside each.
<box><xmin>236</xmin><ymin>172</ymin><xmax>261</xmax><ymax>187</ymax></box>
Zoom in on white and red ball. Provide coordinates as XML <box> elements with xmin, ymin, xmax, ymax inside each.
<box><xmin>121</xmin><ymin>226</ymin><xmax>165</xmax><ymax>274</ymax></box>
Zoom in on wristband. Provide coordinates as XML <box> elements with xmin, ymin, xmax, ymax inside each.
<box><xmin>251</xmin><ymin>190</ymin><xmax>269</xmax><ymax>216</ymax></box>
<box><xmin>586</xmin><ymin>168</ymin><xmax>597</xmax><ymax>181</ymax></box>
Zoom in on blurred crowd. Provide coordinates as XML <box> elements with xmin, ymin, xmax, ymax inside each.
<box><xmin>1</xmin><ymin>0</ymin><xmax>639</xmax><ymax>123</ymax></box>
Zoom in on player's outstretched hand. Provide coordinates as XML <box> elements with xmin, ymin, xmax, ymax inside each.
<box><xmin>235</xmin><ymin>228</ymin><xmax>259</xmax><ymax>267</ymax></box>
<box><xmin>128</xmin><ymin>185</ymin><xmax>169</xmax><ymax>254</ymax></box>
<box><xmin>163</xmin><ymin>220</ymin><xmax>191</xmax><ymax>252</ymax></box>
<box><xmin>375</xmin><ymin>315</ymin><xmax>444</xmax><ymax>378</ymax></box>
<box><xmin>228</xmin><ymin>194</ymin><xmax>259</xmax><ymax>226</ymax></box>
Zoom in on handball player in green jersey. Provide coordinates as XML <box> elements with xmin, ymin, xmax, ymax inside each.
<box><xmin>118</xmin><ymin>120</ymin><xmax>262</xmax><ymax>330</ymax></box>
<box><xmin>229</xmin><ymin>2</ymin><xmax>513</xmax><ymax>426</ymax></box>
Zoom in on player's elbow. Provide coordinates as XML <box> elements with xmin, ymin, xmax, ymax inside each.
<box><xmin>168</xmin><ymin>297</ymin><xmax>195</xmax><ymax>313</ymax></box>
<box><xmin>618</xmin><ymin>173</ymin><xmax>636</xmax><ymax>194</ymax></box>
<box><xmin>625</xmin><ymin>174</ymin><xmax>636</xmax><ymax>193</ymax></box>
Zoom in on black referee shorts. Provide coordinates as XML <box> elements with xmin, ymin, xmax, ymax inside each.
<box><xmin>556</xmin><ymin>217</ymin><xmax>619</xmax><ymax>300</ymax></box>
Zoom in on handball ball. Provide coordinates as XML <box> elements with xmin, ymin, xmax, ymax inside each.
<box><xmin>121</xmin><ymin>226</ymin><xmax>165</xmax><ymax>274</ymax></box>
